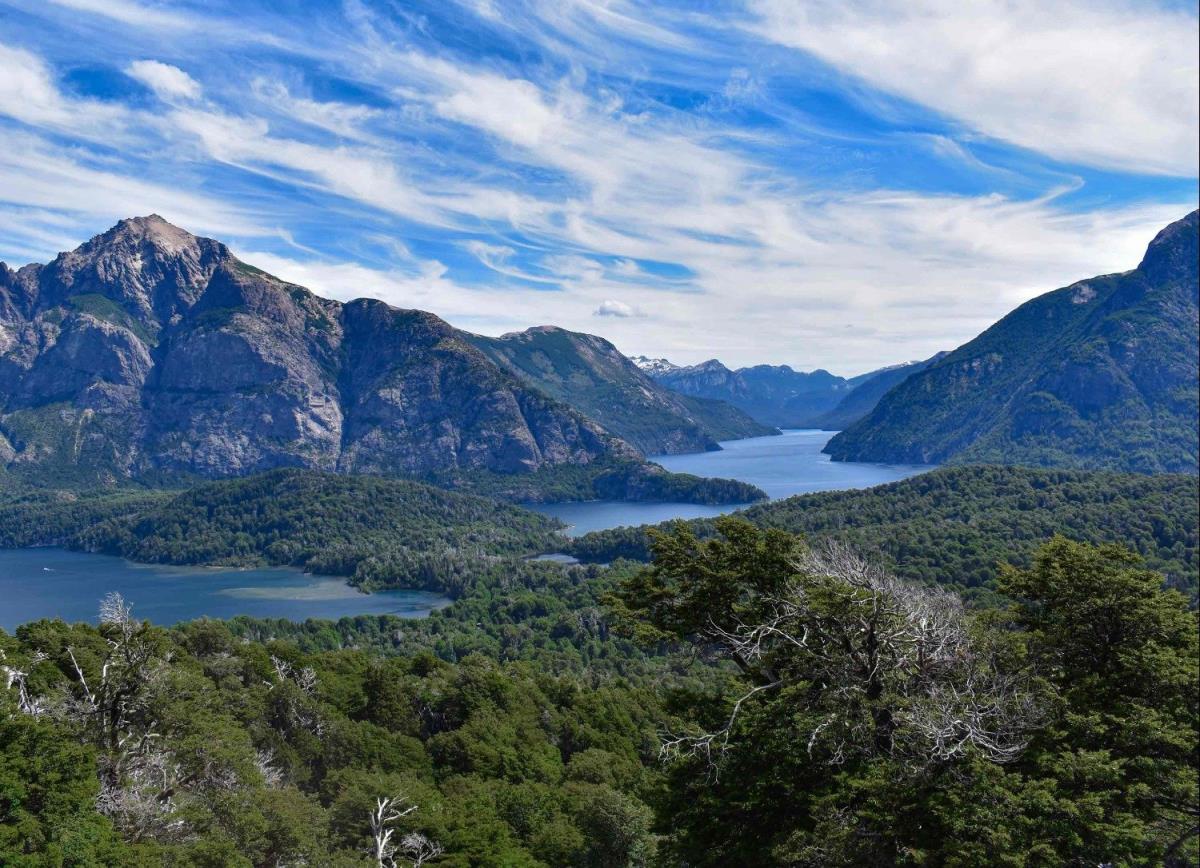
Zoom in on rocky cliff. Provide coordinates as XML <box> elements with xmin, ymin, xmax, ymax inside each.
<box><xmin>824</xmin><ymin>211</ymin><xmax>1200</xmax><ymax>473</ymax></box>
<box><xmin>0</xmin><ymin>216</ymin><xmax>636</xmax><ymax>483</ymax></box>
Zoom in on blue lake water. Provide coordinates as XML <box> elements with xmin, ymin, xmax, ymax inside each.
<box><xmin>0</xmin><ymin>430</ymin><xmax>927</xmax><ymax>627</ymax></box>
<box><xmin>530</xmin><ymin>429</ymin><xmax>933</xmax><ymax>536</ymax></box>
<box><xmin>0</xmin><ymin>548</ymin><xmax>450</xmax><ymax>631</ymax></box>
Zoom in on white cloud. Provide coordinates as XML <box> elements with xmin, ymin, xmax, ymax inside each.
<box><xmin>749</xmin><ymin>0</ymin><xmax>1200</xmax><ymax>176</ymax></box>
<box><xmin>430</xmin><ymin>65</ymin><xmax>563</xmax><ymax>149</ymax></box>
<box><xmin>46</xmin><ymin>0</ymin><xmax>193</xmax><ymax>30</ymax></box>
<box><xmin>0</xmin><ymin>133</ymin><xmax>264</xmax><ymax>261</ymax></box>
<box><xmin>166</xmin><ymin>107</ymin><xmax>440</xmax><ymax>223</ymax></box>
<box><xmin>249</xmin><ymin>78</ymin><xmax>379</xmax><ymax>140</ymax></box>
<box><xmin>228</xmin><ymin>195</ymin><xmax>1192</xmax><ymax>375</ymax></box>
<box><xmin>1</xmin><ymin>12</ymin><xmax>1194</xmax><ymax>373</ymax></box>
<box><xmin>594</xmin><ymin>299</ymin><xmax>641</xmax><ymax>318</ymax></box>
<box><xmin>464</xmin><ymin>240</ymin><xmax>515</xmax><ymax>267</ymax></box>
<box><xmin>0</xmin><ymin>42</ymin><xmax>127</xmax><ymax>135</ymax></box>
<box><xmin>126</xmin><ymin>60</ymin><xmax>202</xmax><ymax>101</ymax></box>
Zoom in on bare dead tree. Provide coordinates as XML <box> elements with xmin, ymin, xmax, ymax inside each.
<box><xmin>59</xmin><ymin>594</ymin><xmax>169</xmax><ymax>786</ymax></box>
<box><xmin>255</xmin><ymin>748</ymin><xmax>285</xmax><ymax>789</ymax></box>
<box><xmin>2</xmin><ymin>648</ymin><xmax>48</xmax><ymax>716</ymax></box>
<box><xmin>370</xmin><ymin>795</ymin><xmax>417</xmax><ymax>867</ymax></box>
<box><xmin>5</xmin><ymin>596</ymin><xmax>186</xmax><ymax>839</ymax></box>
<box><xmin>660</xmin><ymin>539</ymin><xmax>1038</xmax><ymax>775</ymax></box>
<box><xmin>269</xmin><ymin>654</ymin><xmax>325</xmax><ymax>736</ymax></box>
<box><xmin>398</xmin><ymin>832</ymin><xmax>444</xmax><ymax>867</ymax></box>
<box><xmin>366</xmin><ymin>794</ymin><xmax>444</xmax><ymax>867</ymax></box>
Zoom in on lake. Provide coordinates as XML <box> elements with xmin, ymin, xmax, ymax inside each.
<box><xmin>530</xmin><ymin>429</ymin><xmax>932</xmax><ymax>536</ymax></box>
<box><xmin>0</xmin><ymin>430</ymin><xmax>927</xmax><ymax>628</ymax></box>
<box><xmin>0</xmin><ymin>548</ymin><xmax>450</xmax><ymax>631</ymax></box>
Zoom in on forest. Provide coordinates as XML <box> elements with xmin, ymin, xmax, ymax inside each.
<box><xmin>0</xmin><ymin>470</ymin><xmax>566</xmax><ymax>596</ymax></box>
<box><xmin>1</xmin><ymin>465</ymin><xmax>1197</xmax><ymax>865</ymax></box>
<box><xmin>2</xmin><ymin>523</ymin><xmax>1196</xmax><ymax>866</ymax></box>
<box><xmin>567</xmin><ymin>465</ymin><xmax>1200</xmax><ymax>598</ymax></box>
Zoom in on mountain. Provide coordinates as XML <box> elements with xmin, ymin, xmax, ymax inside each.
<box><xmin>649</xmin><ymin>359</ymin><xmax>855</xmax><ymax>427</ymax></box>
<box><xmin>825</xmin><ymin>211</ymin><xmax>1200</xmax><ymax>473</ymax></box>
<box><xmin>0</xmin><ymin>217</ymin><xmax>647</xmax><ymax>486</ymax></box>
<box><xmin>469</xmin><ymin>327</ymin><xmax>775</xmax><ymax>455</ymax></box>
<box><xmin>815</xmin><ymin>354</ymin><xmax>947</xmax><ymax>430</ymax></box>
<box><xmin>630</xmin><ymin>355</ymin><xmax>680</xmax><ymax>377</ymax></box>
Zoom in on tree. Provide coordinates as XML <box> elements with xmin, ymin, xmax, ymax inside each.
<box><xmin>368</xmin><ymin>794</ymin><xmax>442</xmax><ymax>868</ymax></box>
<box><xmin>998</xmin><ymin>537</ymin><xmax>1200</xmax><ymax>865</ymax></box>
<box><xmin>617</xmin><ymin>519</ymin><xmax>1043</xmax><ymax>863</ymax></box>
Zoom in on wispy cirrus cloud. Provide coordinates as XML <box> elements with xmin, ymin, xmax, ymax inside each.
<box><xmin>0</xmin><ymin>0</ymin><xmax>1194</xmax><ymax>372</ymax></box>
<box><xmin>749</xmin><ymin>0</ymin><xmax>1199</xmax><ymax>176</ymax></box>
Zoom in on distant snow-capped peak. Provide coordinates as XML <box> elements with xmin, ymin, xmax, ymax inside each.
<box><xmin>631</xmin><ymin>355</ymin><xmax>679</xmax><ymax>376</ymax></box>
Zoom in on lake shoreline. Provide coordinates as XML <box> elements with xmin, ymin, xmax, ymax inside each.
<box><xmin>0</xmin><ymin>547</ymin><xmax>452</xmax><ymax>630</ymax></box>
<box><xmin>529</xmin><ymin>429</ymin><xmax>934</xmax><ymax>536</ymax></box>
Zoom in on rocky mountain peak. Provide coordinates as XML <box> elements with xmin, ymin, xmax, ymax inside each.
<box><xmin>42</xmin><ymin>215</ymin><xmax>232</xmax><ymax>326</ymax></box>
<box><xmin>101</xmin><ymin>214</ymin><xmax>202</xmax><ymax>252</ymax></box>
<box><xmin>630</xmin><ymin>355</ymin><xmax>680</xmax><ymax>378</ymax></box>
<box><xmin>692</xmin><ymin>358</ymin><xmax>732</xmax><ymax>373</ymax></box>
<box><xmin>1138</xmin><ymin>209</ymin><xmax>1199</xmax><ymax>286</ymax></box>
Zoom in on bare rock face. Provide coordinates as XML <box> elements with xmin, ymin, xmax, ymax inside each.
<box><xmin>0</xmin><ymin>217</ymin><xmax>629</xmax><ymax>482</ymax></box>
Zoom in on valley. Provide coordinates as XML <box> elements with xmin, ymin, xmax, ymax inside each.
<box><xmin>1</xmin><ymin>197</ymin><xmax>1196</xmax><ymax>865</ymax></box>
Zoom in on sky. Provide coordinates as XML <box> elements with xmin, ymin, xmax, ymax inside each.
<box><xmin>0</xmin><ymin>0</ymin><xmax>1196</xmax><ymax>374</ymax></box>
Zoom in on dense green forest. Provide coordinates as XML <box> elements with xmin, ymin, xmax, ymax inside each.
<box><xmin>2</xmin><ymin>527</ymin><xmax>1195</xmax><ymax>865</ymax></box>
<box><xmin>429</xmin><ymin>459</ymin><xmax>765</xmax><ymax>506</ymax></box>
<box><xmin>2</xmin><ymin>461</ymin><xmax>1197</xmax><ymax>865</ymax></box>
<box><xmin>568</xmin><ymin>465</ymin><xmax>1200</xmax><ymax>597</ymax></box>
<box><xmin>0</xmin><ymin>486</ymin><xmax>173</xmax><ymax>549</ymax></box>
<box><xmin>0</xmin><ymin>471</ymin><xmax>566</xmax><ymax>596</ymax></box>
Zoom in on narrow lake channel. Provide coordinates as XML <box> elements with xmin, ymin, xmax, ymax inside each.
<box><xmin>529</xmin><ymin>429</ymin><xmax>933</xmax><ymax>536</ymax></box>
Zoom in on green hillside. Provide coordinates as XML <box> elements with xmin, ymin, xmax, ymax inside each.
<box><xmin>470</xmin><ymin>325</ymin><xmax>775</xmax><ymax>455</ymax></box>
<box><xmin>0</xmin><ymin>470</ymin><xmax>566</xmax><ymax>596</ymax></box>
<box><xmin>825</xmin><ymin>211</ymin><xmax>1199</xmax><ymax>473</ymax></box>
<box><xmin>567</xmin><ymin>465</ymin><xmax>1199</xmax><ymax>596</ymax></box>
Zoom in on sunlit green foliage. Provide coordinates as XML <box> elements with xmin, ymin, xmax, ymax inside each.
<box><xmin>570</xmin><ymin>465</ymin><xmax>1199</xmax><ymax>597</ymax></box>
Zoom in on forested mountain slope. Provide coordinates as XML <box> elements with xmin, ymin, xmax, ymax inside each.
<box><xmin>825</xmin><ymin>211</ymin><xmax>1200</xmax><ymax>472</ymax></box>
<box><xmin>568</xmin><ymin>464</ymin><xmax>1199</xmax><ymax>595</ymax></box>
<box><xmin>0</xmin><ymin>470</ymin><xmax>566</xmax><ymax>595</ymax></box>
<box><xmin>816</xmin><ymin>353</ymin><xmax>946</xmax><ymax>430</ymax></box>
<box><xmin>469</xmin><ymin>325</ymin><xmax>774</xmax><ymax>455</ymax></box>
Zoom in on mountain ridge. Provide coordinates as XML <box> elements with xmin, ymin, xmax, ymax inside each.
<box><xmin>642</xmin><ymin>355</ymin><xmax>935</xmax><ymax>429</ymax></box>
<box><xmin>0</xmin><ymin>217</ymin><xmax>653</xmax><ymax>489</ymax></box>
<box><xmin>470</xmin><ymin>326</ymin><xmax>775</xmax><ymax>455</ymax></box>
<box><xmin>824</xmin><ymin>211</ymin><xmax>1200</xmax><ymax>473</ymax></box>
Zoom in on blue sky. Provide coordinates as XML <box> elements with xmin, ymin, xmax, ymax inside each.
<box><xmin>0</xmin><ymin>0</ymin><xmax>1196</xmax><ymax>373</ymax></box>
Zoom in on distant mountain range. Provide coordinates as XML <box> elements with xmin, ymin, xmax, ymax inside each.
<box><xmin>633</xmin><ymin>355</ymin><xmax>937</xmax><ymax>429</ymax></box>
<box><xmin>815</xmin><ymin>355</ymin><xmax>947</xmax><ymax>430</ymax></box>
<box><xmin>470</xmin><ymin>327</ymin><xmax>774</xmax><ymax>455</ymax></box>
<box><xmin>825</xmin><ymin>211</ymin><xmax>1200</xmax><ymax>474</ymax></box>
<box><xmin>7</xmin><ymin>211</ymin><xmax>1191</xmax><ymax>490</ymax></box>
<box><xmin>0</xmin><ymin>216</ymin><xmax>759</xmax><ymax>501</ymax></box>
